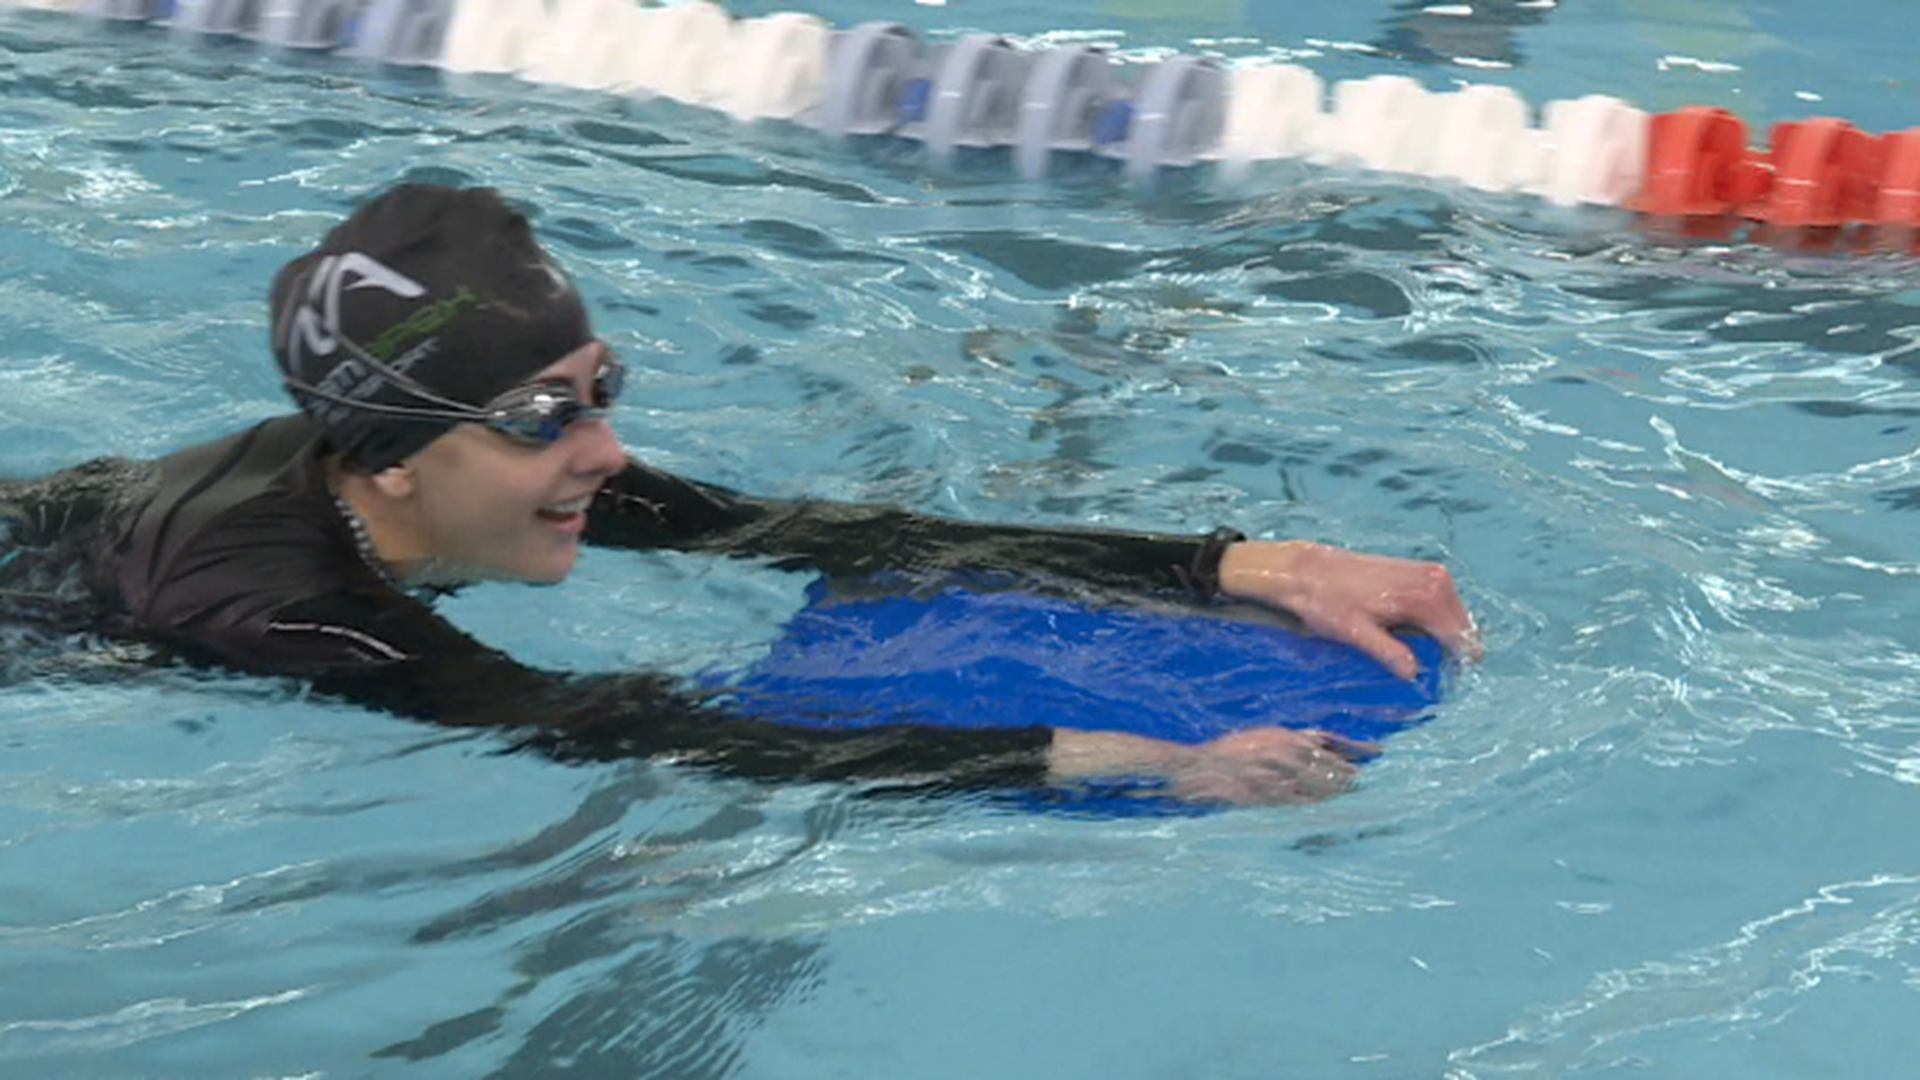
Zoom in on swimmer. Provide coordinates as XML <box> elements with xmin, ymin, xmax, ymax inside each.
<box><xmin>0</xmin><ymin>183</ymin><xmax>1478</xmax><ymax>805</ymax></box>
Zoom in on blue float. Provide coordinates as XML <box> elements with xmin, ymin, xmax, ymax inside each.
<box><xmin>1014</xmin><ymin>46</ymin><xmax>1121</xmax><ymax>179</ymax></box>
<box><xmin>923</xmin><ymin>34</ymin><xmax>1031</xmax><ymax>161</ymax></box>
<box><xmin>819</xmin><ymin>21</ymin><xmax>920</xmax><ymax>137</ymax></box>
<box><xmin>1117</xmin><ymin>55</ymin><xmax>1226</xmax><ymax>182</ymax></box>
<box><xmin>168</xmin><ymin>0</ymin><xmax>261</xmax><ymax>36</ymax></box>
<box><xmin>344</xmin><ymin>0</ymin><xmax>452</xmax><ymax>65</ymax></box>
<box><xmin>255</xmin><ymin>0</ymin><xmax>363</xmax><ymax>50</ymax></box>
<box><xmin>816</xmin><ymin>21</ymin><xmax>1228</xmax><ymax>181</ymax></box>
<box><xmin>713</xmin><ymin>580</ymin><xmax>1445</xmax><ymax>748</ymax></box>
<box><xmin>84</xmin><ymin>0</ymin><xmax>174</xmax><ymax>21</ymax></box>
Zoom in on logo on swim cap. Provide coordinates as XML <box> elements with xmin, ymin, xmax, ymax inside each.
<box><xmin>283</xmin><ymin>253</ymin><xmax>426</xmax><ymax>374</ymax></box>
<box><xmin>362</xmin><ymin>287</ymin><xmax>482</xmax><ymax>363</ymax></box>
<box><xmin>282</xmin><ymin>253</ymin><xmax>470</xmax><ymax>430</ymax></box>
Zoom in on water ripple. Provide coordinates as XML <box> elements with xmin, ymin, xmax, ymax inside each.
<box><xmin>0</xmin><ymin>987</ymin><xmax>312</xmax><ymax>1059</ymax></box>
<box><xmin>1448</xmin><ymin>874</ymin><xmax>1920</xmax><ymax>1078</ymax></box>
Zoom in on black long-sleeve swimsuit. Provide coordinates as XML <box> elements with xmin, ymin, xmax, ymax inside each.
<box><xmin>0</xmin><ymin>415</ymin><xmax>1236</xmax><ymax>790</ymax></box>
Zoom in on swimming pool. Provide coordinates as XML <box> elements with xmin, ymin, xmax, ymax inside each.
<box><xmin>2</xmin><ymin>0</ymin><xmax>1917</xmax><ymax>1076</ymax></box>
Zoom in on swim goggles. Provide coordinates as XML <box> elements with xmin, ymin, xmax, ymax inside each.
<box><xmin>284</xmin><ymin>332</ymin><xmax>625</xmax><ymax>449</ymax></box>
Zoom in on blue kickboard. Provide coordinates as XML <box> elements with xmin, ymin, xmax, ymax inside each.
<box><xmin>714</xmin><ymin>581</ymin><xmax>1445</xmax><ymax>745</ymax></box>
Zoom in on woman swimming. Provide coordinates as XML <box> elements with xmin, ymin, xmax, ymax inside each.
<box><xmin>0</xmin><ymin>183</ymin><xmax>1478</xmax><ymax>805</ymax></box>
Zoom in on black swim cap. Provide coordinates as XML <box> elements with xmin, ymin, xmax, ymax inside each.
<box><xmin>270</xmin><ymin>183</ymin><xmax>592</xmax><ymax>471</ymax></box>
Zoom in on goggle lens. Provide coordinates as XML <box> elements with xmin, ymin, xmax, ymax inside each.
<box><xmin>593</xmin><ymin>357</ymin><xmax>626</xmax><ymax>408</ymax></box>
<box><xmin>484</xmin><ymin>357</ymin><xmax>626</xmax><ymax>448</ymax></box>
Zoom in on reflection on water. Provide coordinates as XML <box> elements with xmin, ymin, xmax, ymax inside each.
<box><xmin>372</xmin><ymin>773</ymin><xmax>833</xmax><ymax>1079</ymax></box>
<box><xmin>1372</xmin><ymin>0</ymin><xmax>1560</xmax><ymax>68</ymax></box>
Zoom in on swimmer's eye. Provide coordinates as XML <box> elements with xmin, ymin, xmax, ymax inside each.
<box><xmin>481</xmin><ymin>357</ymin><xmax>626</xmax><ymax>447</ymax></box>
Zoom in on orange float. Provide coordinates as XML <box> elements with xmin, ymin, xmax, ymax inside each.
<box><xmin>1628</xmin><ymin>106</ymin><xmax>1771</xmax><ymax>217</ymax></box>
<box><xmin>1873</xmin><ymin>128</ymin><xmax>1920</xmax><ymax>227</ymax></box>
<box><xmin>1756</xmin><ymin>118</ymin><xmax>1882</xmax><ymax>226</ymax></box>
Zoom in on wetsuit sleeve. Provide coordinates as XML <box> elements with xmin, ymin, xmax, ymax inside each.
<box><xmin>587</xmin><ymin>460</ymin><xmax>1243</xmax><ymax>597</ymax></box>
<box><xmin>268</xmin><ymin>590</ymin><xmax>1056</xmax><ymax>791</ymax></box>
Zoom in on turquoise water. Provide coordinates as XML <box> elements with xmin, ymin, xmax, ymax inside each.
<box><xmin>2</xmin><ymin>2</ymin><xmax>1918</xmax><ymax>1078</ymax></box>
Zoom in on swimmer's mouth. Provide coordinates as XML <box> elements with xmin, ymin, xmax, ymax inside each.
<box><xmin>536</xmin><ymin>495</ymin><xmax>592</xmax><ymax>521</ymax></box>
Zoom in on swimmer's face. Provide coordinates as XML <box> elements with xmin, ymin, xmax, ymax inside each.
<box><xmin>402</xmin><ymin>340</ymin><xmax>628</xmax><ymax>584</ymax></box>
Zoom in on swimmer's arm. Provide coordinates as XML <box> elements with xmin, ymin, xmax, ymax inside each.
<box><xmin>519</xmin><ymin>688</ymin><xmax>1362</xmax><ymax>804</ymax></box>
<box><xmin>328</xmin><ymin>640</ymin><xmax>1354</xmax><ymax>802</ymax></box>
<box><xmin>138</xmin><ymin>541</ymin><xmax>1150</xmax><ymax>792</ymax></box>
<box><xmin>588</xmin><ymin>461</ymin><xmax>1479</xmax><ymax>676</ymax></box>
<box><xmin>261</xmin><ymin>591</ymin><xmax>1357</xmax><ymax>802</ymax></box>
<box><xmin>587</xmin><ymin>459</ymin><xmax>1235</xmax><ymax>597</ymax></box>
<box><xmin>1049</xmin><ymin>729</ymin><xmax>1363</xmax><ymax>805</ymax></box>
<box><xmin>270</xmin><ymin>590</ymin><xmax>1058</xmax><ymax>790</ymax></box>
<box><xmin>340</xmin><ymin>649</ymin><xmax>1351</xmax><ymax>802</ymax></box>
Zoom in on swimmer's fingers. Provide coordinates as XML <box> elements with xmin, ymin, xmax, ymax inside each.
<box><xmin>1428</xmin><ymin>616</ymin><xmax>1483</xmax><ymax>664</ymax></box>
<box><xmin>1341</xmin><ymin>617</ymin><xmax>1422</xmax><ymax>681</ymax></box>
<box><xmin>1311</xmin><ymin>730</ymin><xmax>1380</xmax><ymax>763</ymax></box>
<box><xmin>1378</xmin><ymin>563</ymin><xmax>1481</xmax><ymax>663</ymax></box>
<box><xmin>1186</xmin><ymin>727</ymin><xmax>1359</xmax><ymax>805</ymax></box>
<box><xmin>1216</xmin><ymin>540</ymin><xmax>1482</xmax><ymax>679</ymax></box>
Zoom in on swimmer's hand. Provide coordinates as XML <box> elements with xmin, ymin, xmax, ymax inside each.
<box><xmin>1217</xmin><ymin>540</ymin><xmax>1480</xmax><ymax>680</ymax></box>
<box><xmin>1048</xmin><ymin>728</ymin><xmax>1371</xmax><ymax>806</ymax></box>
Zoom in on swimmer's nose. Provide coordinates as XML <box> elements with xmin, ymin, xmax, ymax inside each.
<box><xmin>568</xmin><ymin>414</ymin><xmax>628</xmax><ymax>478</ymax></box>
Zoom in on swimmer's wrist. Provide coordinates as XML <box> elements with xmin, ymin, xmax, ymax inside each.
<box><xmin>1046</xmin><ymin>729</ymin><xmax>1200</xmax><ymax>785</ymax></box>
<box><xmin>1216</xmin><ymin>538</ymin><xmax>1317</xmax><ymax>603</ymax></box>
<box><xmin>1185</xmin><ymin>526</ymin><xmax>1247</xmax><ymax>598</ymax></box>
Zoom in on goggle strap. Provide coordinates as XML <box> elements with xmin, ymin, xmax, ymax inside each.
<box><xmin>284</xmin><ymin>344</ymin><xmax>621</xmax><ymax>448</ymax></box>
<box><xmin>332</xmin><ymin>333</ymin><xmax>486</xmax><ymax>415</ymax></box>
<box><xmin>284</xmin><ymin>376</ymin><xmax>490</xmax><ymax>425</ymax></box>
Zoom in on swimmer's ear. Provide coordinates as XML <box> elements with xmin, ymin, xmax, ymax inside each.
<box><xmin>368</xmin><ymin>464</ymin><xmax>417</xmax><ymax>501</ymax></box>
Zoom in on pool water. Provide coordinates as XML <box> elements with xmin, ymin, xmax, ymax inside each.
<box><xmin>2</xmin><ymin>2</ymin><xmax>1918</xmax><ymax>1078</ymax></box>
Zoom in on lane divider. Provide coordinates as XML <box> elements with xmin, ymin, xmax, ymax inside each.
<box><xmin>23</xmin><ymin>0</ymin><xmax>1920</xmax><ymax>236</ymax></box>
